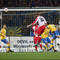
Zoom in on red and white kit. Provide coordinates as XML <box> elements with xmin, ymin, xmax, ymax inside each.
<box><xmin>32</xmin><ymin>25</ymin><xmax>41</xmax><ymax>43</ymax></box>
<box><xmin>32</xmin><ymin>16</ymin><xmax>47</xmax><ymax>35</ymax></box>
<box><xmin>32</xmin><ymin>25</ymin><xmax>39</xmax><ymax>35</ymax></box>
<box><xmin>32</xmin><ymin>25</ymin><xmax>42</xmax><ymax>51</ymax></box>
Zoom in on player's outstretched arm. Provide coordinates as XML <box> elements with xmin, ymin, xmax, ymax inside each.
<box><xmin>27</xmin><ymin>23</ymin><xmax>37</xmax><ymax>28</ymax></box>
<box><xmin>27</xmin><ymin>16</ymin><xmax>39</xmax><ymax>28</ymax></box>
<box><xmin>27</xmin><ymin>24</ymin><xmax>32</xmax><ymax>28</ymax></box>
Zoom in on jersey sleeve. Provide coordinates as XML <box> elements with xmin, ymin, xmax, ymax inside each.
<box><xmin>1</xmin><ymin>29</ymin><xmax>6</xmax><ymax>36</ymax></box>
<box><xmin>1</xmin><ymin>29</ymin><xmax>3</xmax><ymax>33</ymax></box>
<box><xmin>32</xmin><ymin>16</ymin><xmax>39</xmax><ymax>25</ymax></box>
<box><xmin>1</xmin><ymin>29</ymin><xmax>4</xmax><ymax>36</ymax></box>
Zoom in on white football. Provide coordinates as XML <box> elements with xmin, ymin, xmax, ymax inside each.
<box><xmin>4</xmin><ymin>8</ymin><xmax>8</xmax><ymax>12</ymax></box>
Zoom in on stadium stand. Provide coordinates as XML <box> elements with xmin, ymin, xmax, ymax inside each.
<box><xmin>0</xmin><ymin>0</ymin><xmax>60</xmax><ymax>7</ymax></box>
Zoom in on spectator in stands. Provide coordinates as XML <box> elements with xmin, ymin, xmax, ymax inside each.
<box><xmin>0</xmin><ymin>0</ymin><xmax>60</xmax><ymax>7</ymax></box>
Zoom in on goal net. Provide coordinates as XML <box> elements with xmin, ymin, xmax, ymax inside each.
<box><xmin>0</xmin><ymin>9</ymin><xmax>60</xmax><ymax>36</ymax></box>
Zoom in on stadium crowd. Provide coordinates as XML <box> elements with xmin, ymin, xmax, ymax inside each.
<box><xmin>0</xmin><ymin>0</ymin><xmax>60</xmax><ymax>7</ymax></box>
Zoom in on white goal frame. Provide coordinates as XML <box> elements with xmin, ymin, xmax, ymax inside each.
<box><xmin>0</xmin><ymin>8</ymin><xmax>60</xmax><ymax>12</ymax></box>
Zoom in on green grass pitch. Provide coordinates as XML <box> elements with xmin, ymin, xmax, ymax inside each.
<box><xmin>0</xmin><ymin>52</ymin><xmax>60</xmax><ymax>60</ymax></box>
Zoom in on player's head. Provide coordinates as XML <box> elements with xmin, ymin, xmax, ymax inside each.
<box><xmin>34</xmin><ymin>14</ymin><xmax>40</xmax><ymax>18</ymax></box>
<box><xmin>3</xmin><ymin>24</ymin><xmax>7</xmax><ymax>29</ymax></box>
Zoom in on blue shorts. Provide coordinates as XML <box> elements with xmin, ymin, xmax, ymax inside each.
<box><xmin>1</xmin><ymin>39</ymin><xmax>8</xmax><ymax>44</ymax></box>
<box><xmin>50</xmin><ymin>32</ymin><xmax>56</xmax><ymax>39</ymax></box>
<box><xmin>41</xmin><ymin>37</ymin><xmax>51</xmax><ymax>44</ymax></box>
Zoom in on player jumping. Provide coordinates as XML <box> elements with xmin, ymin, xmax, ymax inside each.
<box><xmin>27</xmin><ymin>15</ymin><xmax>47</xmax><ymax>36</ymax></box>
<box><xmin>27</xmin><ymin>15</ymin><xmax>47</xmax><ymax>51</ymax></box>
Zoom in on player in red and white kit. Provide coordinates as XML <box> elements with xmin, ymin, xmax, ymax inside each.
<box><xmin>27</xmin><ymin>16</ymin><xmax>47</xmax><ymax>35</ymax></box>
<box><xmin>27</xmin><ymin>15</ymin><xmax>47</xmax><ymax>51</ymax></box>
<box><xmin>32</xmin><ymin>25</ymin><xmax>42</xmax><ymax>51</ymax></box>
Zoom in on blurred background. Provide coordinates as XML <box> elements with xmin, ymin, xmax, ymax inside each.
<box><xmin>0</xmin><ymin>0</ymin><xmax>60</xmax><ymax>8</ymax></box>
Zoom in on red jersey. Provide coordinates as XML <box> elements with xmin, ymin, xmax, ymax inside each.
<box><xmin>32</xmin><ymin>25</ymin><xmax>39</xmax><ymax>35</ymax></box>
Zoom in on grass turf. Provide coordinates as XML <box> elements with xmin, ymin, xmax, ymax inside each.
<box><xmin>0</xmin><ymin>52</ymin><xmax>60</xmax><ymax>60</ymax></box>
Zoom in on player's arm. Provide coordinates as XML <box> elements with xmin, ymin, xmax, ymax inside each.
<box><xmin>0</xmin><ymin>33</ymin><xmax>1</xmax><ymax>36</ymax></box>
<box><xmin>27</xmin><ymin>24</ymin><xmax>32</xmax><ymax>28</ymax></box>
<box><xmin>1</xmin><ymin>29</ymin><xmax>5</xmax><ymax>37</ymax></box>
<box><xmin>0</xmin><ymin>31</ymin><xmax>1</xmax><ymax>36</ymax></box>
<box><xmin>0</xmin><ymin>32</ymin><xmax>5</xmax><ymax>37</ymax></box>
<box><xmin>1</xmin><ymin>32</ymin><xmax>5</xmax><ymax>37</ymax></box>
<box><xmin>27</xmin><ymin>16</ymin><xmax>39</xmax><ymax>28</ymax></box>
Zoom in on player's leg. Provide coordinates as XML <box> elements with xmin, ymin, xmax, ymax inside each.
<box><xmin>34</xmin><ymin>35</ymin><xmax>42</xmax><ymax>51</ymax></box>
<box><xmin>42</xmin><ymin>37</ymin><xmax>51</xmax><ymax>51</ymax></box>
<box><xmin>48</xmin><ymin>38</ymin><xmax>57</xmax><ymax>52</ymax></box>
<box><xmin>47</xmin><ymin>37</ymin><xmax>51</xmax><ymax>49</ymax></box>
<box><xmin>49</xmin><ymin>40</ymin><xmax>55</xmax><ymax>50</ymax></box>
<box><xmin>49</xmin><ymin>39</ymin><xmax>57</xmax><ymax>52</ymax></box>
<box><xmin>1</xmin><ymin>39</ymin><xmax>13</xmax><ymax>52</ymax></box>
<box><xmin>36</xmin><ymin>26</ymin><xmax>45</xmax><ymax>51</ymax></box>
<box><xmin>41</xmin><ymin>38</ymin><xmax>48</xmax><ymax>51</ymax></box>
<box><xmin>34</xmin><ymin>36</ymin><xmax>38</xmax><ymax>51</ymax></box>
<box><xmin>40</xmin><ymin>43</ymin><xmax>42</xmax><ymax>50</ymax></box>
<box><xmin>48</xmin><ymin>33</ymin><xmax>54</xmax><ymax>51</ymax></box>
<box><xmin>35</xmin><ymin>26</ymin><xmax>45</xmax><ymax>50</ymax></box>
<box><xmin>38</xmin><ymin>36</ymin><xmax>42</xmax><ymax>50</ymax></box>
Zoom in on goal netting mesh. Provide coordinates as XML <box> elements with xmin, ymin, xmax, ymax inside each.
<box><xmin>0</xmin><ymin>9</ymin><xmax>60</xmax><ymax>36</ymax></box>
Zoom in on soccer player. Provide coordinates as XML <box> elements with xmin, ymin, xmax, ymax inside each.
<box><xmin>47</xmin><ymin>24</ymin><xmax>57</xmax><ymax>52</ymax></box>
<box><xmin>32</xmin><ymin>25</ymin><xmax>42</xmax><ymax>51</ymax></box>
<box><xmin>0</xmin><ymin>24</ymin><xmax>13</xmax><ymax>52</ymax></box>
<box><xmin>41</xmin><ymin>27</ymin><xmax>51</xmax><ymax>51</ymax></box>
<box><xmin>27</xmin><ymin>15</ymin><xmax>47</xmax><ymax>35</ymax></box>
<box><xmin>27</xmin><ymin>15</ymin><xmax>47</xmax><ymax>52</ymax></box>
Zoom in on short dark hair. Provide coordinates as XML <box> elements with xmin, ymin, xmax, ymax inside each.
<box><xmin>47</xmin><ymin>21</ymin><xmax>49</xmax><ymax>25</ymax></box>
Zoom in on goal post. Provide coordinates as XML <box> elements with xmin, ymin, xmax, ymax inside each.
<box><xmin>0</xmin><ymin>12</ymin><xmax>2</xmax><ymax>30</ymax></box>
<box><xmin>1</xmin><ymin>8</ymin><xmax>60</xmax><ymax>11</ymax></box>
